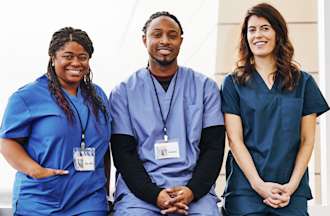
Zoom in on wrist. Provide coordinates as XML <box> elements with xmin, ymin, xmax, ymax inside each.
<box><xmin>27</xmin><ymin>164</ymin><xmax>43</xmax><ymax>178</ymax></box>
<box><xmin>250</xmin><ymin>177</ymin><xmax>263</xmax><ymax>191</ymax></box>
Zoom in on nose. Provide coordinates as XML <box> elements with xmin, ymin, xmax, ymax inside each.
<box><xmin>70</xmin><ymin>57</ymin><xmax>81</xmax><ymax>66</ymax></box>
<box><xmin>255</xmin><ymin>29</ymin><xmax>263</xmax><ymax>38</ymax></box>
<box><xmin>160</xmin><ymin>35</ymin><xmax>169</xmax><ymax>44</ymax></box>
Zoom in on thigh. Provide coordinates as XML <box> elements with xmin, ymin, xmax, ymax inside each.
<box><xmin>187</xmin><ymin>193</ymin><xmax>220</xmax><ymax>215</ymax></box>
<box><xmin>76</xmin><ymin>211</ymin><xmax>108</xmax><ymax>216</ymax></box>
<box><xmin>113</xmin><ymin>207</ymin><xmax>161</xmax><ymax>216</ymax></box>
<box><xmin>270</xmin><ymin>196</ymin><xmax>308</xmax><ymax>216</ymax></box>
<box><xmin>223</xmin><ymin>195</ymin><xmax>267</xmax><ymax>216</ymax></box>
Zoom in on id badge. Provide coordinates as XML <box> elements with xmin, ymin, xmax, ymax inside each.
<box><xmin>154</xmin><ymin>139</ymin><xmax>180</xmax><ymax>160</ymax></box>
<box><xmin>73</xmin><ymin>147</ymin><xmax>96</xmax><ymax>171</ymax></box>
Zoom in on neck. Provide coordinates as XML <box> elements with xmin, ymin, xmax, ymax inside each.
<box><xmin>61</xmin><ymin>83</ymin><xmax>79</xmax><ymax>96</ymax></box>
<box><xmin>254</xmin><ymin>55</ymin><xmax>277</xmax><ymax>77</ymax></box>
<box><xmin>148</xmin><ymin>59</ymin><xmax>178</xmax><ymax>78</ymax></box>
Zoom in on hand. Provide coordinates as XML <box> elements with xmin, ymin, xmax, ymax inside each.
<box><xmin>157</xmin><ymin>189</ymin><xmax>176</xmax><ymax>213</ymax></box>
<box><xmin>264</xmin><ymin>181</ymin><xmax>298</xmax><ymax>208</ymax></box>
<box><xmin>29</xmin><ymin>166</ymin><xmax>69</xmax><ymax>179</ymax></box>
<box><xmin>252</xmin><ymin>181</ymin><xmax>284</xmax><ymax>200</ymax></box>
<box><xmin>263</xmin><ymin>187</ymin><xmax>290</xmax><ymax>208</ymax></box>
<box><xmin>167</xmin><ymin>186</ymin><xmax>194</xmax><ymax>206</ymax></box>
<box><xmin>157</xmin><ymin>187</ymin><xmax>190</xmax><ymax>215</ymax></box>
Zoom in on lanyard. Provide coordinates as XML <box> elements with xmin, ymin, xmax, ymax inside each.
<box><xmin>65</xmin><ymin>94</ymin><xmax>90</xmax><ymax>149</ymax></box>
<box><xmin>148</xmin><ymin>68</ymin><xmax>178</xmax><ymax>142</ymax></box>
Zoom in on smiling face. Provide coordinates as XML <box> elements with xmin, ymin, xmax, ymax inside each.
<box><xmin>52</xmin><ymin>41</ymin><xmax>90</xmax><ymax>91</ymax></box>
<box><xmin>247</xmin><ymin>15</ymin><xmax>276</xmax><ymax>59</ymax></box>
<box><xmin>143</xmin><ymin>16</ymin><xmax>183</xmax><ymax>67</ymax></box>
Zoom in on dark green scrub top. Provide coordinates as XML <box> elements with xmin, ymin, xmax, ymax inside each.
<box><xmin>221</xmin><ymin>71</ymin><xmax>329</xmax><ymax>200</ymax></box>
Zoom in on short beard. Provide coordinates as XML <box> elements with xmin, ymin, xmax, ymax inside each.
<box><xmin>152</xmin><ymin>55</ymin><xmax>176</xmax><ymax>66</ymax></box>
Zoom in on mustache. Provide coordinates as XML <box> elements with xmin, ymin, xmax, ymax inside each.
<box><xmin>157</xmin><ymin>46</ymin><xmax>173</xmax><ymax>50</ymax></box>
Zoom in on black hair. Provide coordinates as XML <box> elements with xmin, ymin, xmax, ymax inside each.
<box><xmin>142</xmin><ymin>11</ymin><xmax>184</xmax><ymax>35</ymax></box>
<box><xmin>47</xmin><ymin>27</ymin><xmax>108</xmax><ymax>122</ymax></box>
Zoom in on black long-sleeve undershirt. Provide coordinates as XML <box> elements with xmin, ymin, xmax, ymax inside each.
<box><xmin>110</xmin><ymin>125</ymin><xmax>225</xmax><ymax>204</ymax></box>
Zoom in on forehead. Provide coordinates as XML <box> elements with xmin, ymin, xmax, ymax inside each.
<box><xmin>147</xmin><ymin>16</ymin><xmax>181</xmax><ymax>33</ymax></box>
<box><xmin>57</xmin><ymin>41</ymin><xmax>87</xmax><ymax>53</ymax></box>
<box><xmin>247</xmin><ymin>15</ymin><xmax>271</xmax><ymax>27</ymax></box>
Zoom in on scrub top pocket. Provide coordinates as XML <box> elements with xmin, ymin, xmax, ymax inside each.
<box><xmin>20</xmin><ymin>175</ymin><xmax>62</xmax><ymax>207</ymax></box>
<box><xmin>280</xmin><ymin>98</ymin><xmax>303</xmax><ymax>132</ymax></box>
<box><xmin>185</xmin><ymin>105</ymin><xmax>203</xmax><ymax>143</ymax></box>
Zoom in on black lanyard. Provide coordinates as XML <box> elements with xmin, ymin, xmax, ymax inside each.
<box><xmin>65</xmin><ymin>94</ymin><xmax>90</xmax><ymax>149</ymax></box>
<box><xmin>148</xmin><ymin>69</ymin><xmax>178</xmax><ymax>142</ymax></box>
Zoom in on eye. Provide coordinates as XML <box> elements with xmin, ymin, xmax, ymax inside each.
<box><xmin>78</xmin><ymin>55</ymin><xmax>89</xmax><ymax>62</ymax></box>
<box><xmin>261</xmin><ymin>26</ymin><xmax>270</xmax><ymax>31</ymax></box>
<box><xmin>168</xmin><ymin>33</ymin><xmax>178</xmax><ymax>40</ymax></box>
<box><xmin>247</xmin><ymin>28</ymin><xmax>256</xmax><ymax>33</ymax></box>
<box><xmin>151</xmin><ymin>32</ymin><xmax>162</xmax><ymax>38</ymax></box>
<box><xmin>62</xmin><ymin>55</ymin><xmax>73</xmax><ymax>60</ymax></box>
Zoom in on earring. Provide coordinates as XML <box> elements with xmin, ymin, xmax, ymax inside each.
<box><xmin>52</xmin><ymin>62</ymin><xmax>55</xmax><ymax>67</ymax></box>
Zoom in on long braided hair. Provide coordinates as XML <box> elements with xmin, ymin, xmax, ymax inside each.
<box><xmin>47</xmin><ymin>27</ymin><xmax>108</xmax><ymax>122</ymax></box>
<box><xmin>234</xmin><ymin>3</ymin><xmax>300</xmax><ymax>90</ymax></box>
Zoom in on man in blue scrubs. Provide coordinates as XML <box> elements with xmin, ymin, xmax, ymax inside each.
<box><xmin>0</xmin><ymin>27</ymin><xmax>111</xmax><ymax>216</ymax></box>
<box><xmin>110</xmin><ymin>11</ymin><xmax>225</xmax><ymax>215</ymax></box>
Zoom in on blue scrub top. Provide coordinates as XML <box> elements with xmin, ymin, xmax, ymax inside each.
<box><xmin>109</xmin><ymin>67</ymin><xmax>224</xmax><ymax>211</ymax></box>
<box><xmin>0</xmin><ymin>75</ymin><xmax>111</xmax><ymax>216</ymax></box>
<box><xmin>221</xmin><ymin>71</ymin><xmax>329</xmax><ymax>200</ymax></box>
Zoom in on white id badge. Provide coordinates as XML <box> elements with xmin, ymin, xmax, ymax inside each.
<box><xmin>73</xmin><ymin>147</ymin><xmax>95</xmax><ymax>171</ymax></box>
<box><xmin>154</xmin><ymin>139</ymin><xmax>180</xmax><ymax>160</ymax></box>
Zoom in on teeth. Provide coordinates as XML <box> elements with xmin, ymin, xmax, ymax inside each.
<box><xmin>68</xmin><ymin>70</ymin><xmax>81</xmax><ymax>75</ymax></box>
<box><xmin>255</xmin><ymin>41</ymin><xmax>266</xmax><ymax>45</ymax></box>
<box><xmin>158</xmin><ymin>49</ymin><xmax>171</xmax><ymax>55</ymax></box>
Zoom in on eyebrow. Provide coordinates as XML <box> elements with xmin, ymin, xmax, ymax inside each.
<box><xmin>150</xmin><ymin>28</ymin><xmax>180</xmax><ymax>33</ymax></box>
<box><xmin>248</xmin><ymin>24</ymin><xmax>271</xmax><ymax>28</ymax></box>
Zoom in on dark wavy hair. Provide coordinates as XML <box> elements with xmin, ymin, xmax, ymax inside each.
<box><xmin>47</xmin><ymin>27</ymin><xmax>108</xmax><ymax>122</ymax></box>
<box><xmin>234</xmin><ymin>3</ymin><xmax>300</xmax><ymax>90</ymax></box>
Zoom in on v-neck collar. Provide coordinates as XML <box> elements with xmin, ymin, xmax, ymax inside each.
<box><xmin>253</xmin><ymin>70</ymin><xmax>279</xmax><ymax>92</ymax></box>
<box><xmin>147</xmin><ymin>67</ymin><xmax>180</xmax><ymax>97</ymax></box>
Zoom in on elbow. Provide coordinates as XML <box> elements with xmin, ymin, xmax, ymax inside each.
<box><xmin>0</xmin><ymin>138</ymin><xmax>4</xmax><ymax>154</ymax></box>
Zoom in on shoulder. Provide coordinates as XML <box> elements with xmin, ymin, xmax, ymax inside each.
<box><xmin>180</xmin><ymin>66</ymin><xmax>218</xmax><ymax>87</ymax></box>
<box><xmin>92</xmin><ymin>83</ymin><xmax>107</xmax><ymax>98</ymax></box>
<box><xmin>13</xmin><ymin>75</ymin><xmax>49</xmax><ymax>100</ymax></box>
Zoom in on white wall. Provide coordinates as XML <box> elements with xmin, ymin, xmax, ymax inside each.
<box><xmin>0</xmin><ymin>0</ymin><xmax>219</xmax><ymax>205</ymax></box>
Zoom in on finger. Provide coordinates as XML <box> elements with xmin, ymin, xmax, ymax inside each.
<box><xmin>168</xmin><ymin>194</ymin><xmax>184</xmax><ymax>205</ymax></box>
<box><xmin>265</xmin><ymin>197</ymin><xmax>281</xmax><ymax>205</ymax></box>
<box><xmin>279</xmin><ymin>200</ymin><xmax>290</xmax><ymax>208</ymax></box>
<box><xmin>174</xmin><ymin>202</ymin><xmax>189</xmax><ymax>210</ymax></box>
<box><xmin>176</xmin><ymin>208</ymin><xmax>188</xmax><ymax>215</ymax></box>
<box><xmin>52</xmin><ymin>169</ymin><xmax>69</xmax><ymax>175</ymax></box>
<box><xmin>263</xmin><ymin>198</ymin><xmax>279</xmax><ymax>208</ymax></box>
<box><xmin>161</xmin><ymin>206</ymin><xmax>177</xmax><ymax>215</ymax></box>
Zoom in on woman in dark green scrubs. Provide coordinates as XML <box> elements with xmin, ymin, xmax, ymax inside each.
<box><xmin>221</xmin><ymin>3</ymin><xmax>329</xmax><ymax>216</ymax></box>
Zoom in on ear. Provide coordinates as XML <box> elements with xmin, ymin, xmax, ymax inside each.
<box><xmin>179</xmin><ymin>36</ymin><xmax>183</xmax><ymax>46</ymax></box>
<box><xmin>51</xmin><ymin>56</ymin><xmax>55</xmax><ymax>66</ymax></box>
<box><xmin>142</xmin><ymin>34</ymin><xmax>147</xmax><ymax>48</ymax></box>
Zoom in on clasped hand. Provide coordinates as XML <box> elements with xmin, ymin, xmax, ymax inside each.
<box><xmin>157</xmin><ymin>186</ymin><xmax>193</xmax><ymax>215</ymax></box>
<box><xmin>254</xmin><ymin>181</ymin><xmax>298</xmax><ymax>208</ymax></box>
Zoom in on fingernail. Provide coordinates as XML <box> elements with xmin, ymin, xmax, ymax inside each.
<box><xmin>161</xmin><ymin>210</ymin><xmax>166</xmax><ymax>215</ymax></box>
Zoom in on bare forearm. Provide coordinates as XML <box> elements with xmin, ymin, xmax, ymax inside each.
<box><xmin>288</xmin><ymin>113</ymin><xmax>316</xmax><ymax>192</ymax></box>
<box><xmin>289</xmin><ymin>140</ymin><xmax>314</xmax><ymax>187</ymax></box>
<box><xmin>0</xmin><ymin>138</ymin><xmax>42</xmax><ymax>177</ymax></box>
<box><xmin>229</xmin><ymin>140</ymin><xmax>262</xmax><ymax>188</ymax></box>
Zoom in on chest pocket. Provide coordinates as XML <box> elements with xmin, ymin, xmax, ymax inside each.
<box><xmin>185</xmin><ymin>105</ymin><xmax>203</xmax><ymax>143</ymax></box>
<box><xmin>280</xmin><ymin>98</ymin><xmax>303</xmax><ymax>132</ymax></box>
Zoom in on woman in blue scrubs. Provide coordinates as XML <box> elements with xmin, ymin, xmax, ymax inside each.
<box><xmin>0</xmin><ymin>27</ymin><xmax>111</xmax><ymax>216</ymax></box>
<box><xmin>221</xmin><ymin>3</ymin><xmax>329</xmax><ymax>216</ymax></box>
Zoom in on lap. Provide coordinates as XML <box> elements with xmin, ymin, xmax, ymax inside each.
<box><xmin>222</xmin><ymin>195</ymin><xmax>308</xmax><ymax>216</ymax></box>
